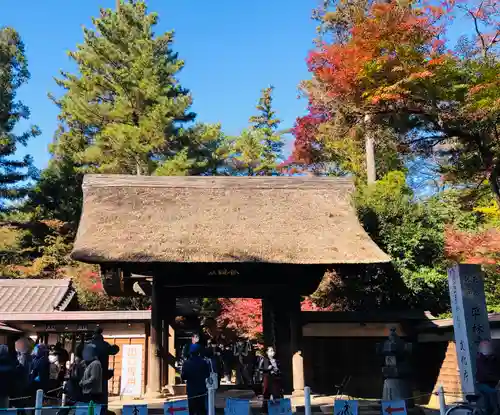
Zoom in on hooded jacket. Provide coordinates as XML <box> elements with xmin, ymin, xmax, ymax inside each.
<box><xmin>80</xmin><ymin>344</ymin><xmax>103</xmax><ymax>396</ymax></box>
<box><xmin>30</xmin><ymin>344</ymin><xmax>50</xmax><ymax>390</ymax></box>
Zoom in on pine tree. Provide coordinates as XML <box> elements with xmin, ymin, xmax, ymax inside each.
<box><xmin>225</xmin><ymin>129</ymin><xmax>267</xmax><ymax>176</ymax></box>
<box><xmin>0</xmin><ymin>27</ymin><xmax>39</xmax><ymax>210</ymax></box>
<box><xmin>248</xmin><ymin>86</ymin><xmax>283</xmax><ymax>165</ymax></box>
<box><xmin>51</xmin><ymin>1</ymin><xmax>205</xmax><ymax>176</ymax></box>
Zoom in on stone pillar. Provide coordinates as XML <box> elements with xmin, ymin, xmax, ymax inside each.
<box><xmin>290</xmin><ymin>295</ymin><xmax>305</xmax><ymax>396</ymax></box>
<box><xmin>448</xmin><ymin>264</ymin><xmax>491</xmax><ymax>394</ymax></box>
<box><xmin>146</xmin><ymin>277</ymin><xmax>163</xmax><ymax>397</ymax></box>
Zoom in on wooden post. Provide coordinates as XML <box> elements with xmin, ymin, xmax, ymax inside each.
<box><xmin>146</xmin><ymin>277</ymin><xmax>162</xmax><ymax>397</ymax></box>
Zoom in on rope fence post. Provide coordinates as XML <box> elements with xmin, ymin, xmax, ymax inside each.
<box><xmin>61</xmin><ymin>381</ymin><xmax>67</xmax><ymax>407</ymax></box>
<box><xmin>208</xmin><ymin>388</ymin><xmax>216</xmax><ymax>415</ymax></box>
<box><xmin>438</xmin><ymin>384</ymin><xmax>446</xmax><ymax>415</ymax></box>
<box><xmin>35</xmin><ymin>389</ymin><xmax>43</xmax><ymax>415</ymax></box>
<box><xmin>304</xmin><ymin>386</ymin><xmax>312</xmax><ymax>415</ymax></box>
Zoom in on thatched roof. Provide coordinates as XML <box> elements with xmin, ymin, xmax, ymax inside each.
<box><xmin>71</xmin><ymin>175</ymin><xmax>390</xmax><ymax>264</ymax></box>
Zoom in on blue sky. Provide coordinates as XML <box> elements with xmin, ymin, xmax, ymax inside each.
<box><xmin>2</xmin><ymin>0</ymin><xmax>317</xmax><ymax>169</ymax></box>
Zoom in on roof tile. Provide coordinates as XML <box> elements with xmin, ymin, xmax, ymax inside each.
<box><xmin>0</xmin><ymin>279</ymin><xmax>75</xmax><ymax>313</ymax></box>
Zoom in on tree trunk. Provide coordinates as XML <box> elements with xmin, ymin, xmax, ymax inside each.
<box><xmin>489</xmin><ymin>163</ymin><xmax>500</xmax><ymax>206</ymax></box>
<box><xmin>364</xmin><ymin>114</ymin><xmax>376</xmax><ymax>184</ymax></box>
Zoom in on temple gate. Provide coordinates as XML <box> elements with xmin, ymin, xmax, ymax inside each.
<box><xmin>71</xmin><ymin>175</ymin><xmax>389</xmax><ymax>396</ymax></box>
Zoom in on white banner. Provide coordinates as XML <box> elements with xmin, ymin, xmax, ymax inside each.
<box><xmin>120</xmin><ymin>344</ymin><xmax>143</xmax><ymax>396</ymax></box>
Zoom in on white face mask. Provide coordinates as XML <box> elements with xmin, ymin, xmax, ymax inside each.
<box><xmin>49</xmin><ymin>355</ymin><xmax>58</xmax><ymax>364</ymax></box>
<box><xmin>267</xmin><ymin>348</ymin><xmax>275</xmax><ymax>359</ymax></box>
<box><xmin>479</xmin><ymin>341</ymin><xmax>494</xmax><ymax>356</ymax></box>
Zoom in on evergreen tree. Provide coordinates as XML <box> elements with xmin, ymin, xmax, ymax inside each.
<box><xmin>0</xmin><ymin>27</ymin><xmax>39</xmax><ymax>210</ymax></box>
<box><xmin>225</xmin><ymin>129</ymin><xmax>267</xmax><ymax>176</ymax></box>
<box><xmin>248</xmin><ymin>86</ymin><xmax>283</xmax><ymax>165</ymax></box>
<box><xmin>51</xmin><ymin>1</ymin><xmax>208</xmax><ymax>176</ymax></box>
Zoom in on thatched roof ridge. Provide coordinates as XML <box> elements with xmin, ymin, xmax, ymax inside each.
<box><xmin>71</xmin><ymin>175</ymin><xmax>390</xmax><ymax>264</ymax></box>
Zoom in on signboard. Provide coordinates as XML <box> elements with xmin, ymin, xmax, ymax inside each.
<box><xmin>224</xmin><ymin>398</ymin><xmax>250</xmax><ymax>415</ymax></box>
<box><xmin>120</xmin><ymin>344</ymin><xmax>143</xmax><ymax>396</ymax></box>
<box><xmin>381</xmin><ymin>401</ymin><xmax>407</xmax><ymax>415</ymax></box>
<box><xmin>268</xmin><ymin>399</ymin><xmax>292</xmax><ymax>415</ymax></box>
<box><xmin>75</xmin><ymin>403</ymin><xmax>103</xmax><ymax>415</ymax></box>
<box><xmin>208</xmin><ymin>268</ymin><xmax>240</xmax><ymax>276</ymax></box>
<box><xmin>165</xmin><ymin>400</ymin><xmax>190</xmax><ymax>415</ymax></box>
<box><xmin>448</xmin><ymin>264</ymin><xmax>491</xmax><ymax>394</ymax></box>
<box><xmin>123</xmin><ymin>404</ymin><xmax>148</xmax><ymax>415</ymax></box>
<box><xmin>333</xmin><ymin>400</ymin><xmax>358</xmax><ymax>415</ymax></box>
<box><xmin>45</xmin><ymin>324</ymin><xmax>56</xmax><ymax>332</ymax></box>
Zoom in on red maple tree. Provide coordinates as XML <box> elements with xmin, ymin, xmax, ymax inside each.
<box><xmin>290</xmin><ymin>0</ymin><xmax>451</xmax><ymax>167</ymax></box>
<box><xmin>444</xmin><ymin>226</ymin><xmax>500</xmax><ymax>265</ymax></box>
<box><xmin>216</xmin><ymin>297</ymin><xmax>332</xmax><ymax>340</ymax></box>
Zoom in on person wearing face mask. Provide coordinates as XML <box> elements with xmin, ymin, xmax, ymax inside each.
<box><xmin>48</xmin><ymin>348</ymin><xmax>61</xmax><ymax>394</ymax></box>
<box><xmin>476</xmin><ymin>340</ymin><xmax>500</xmax><ymax>415</ymax></box>
<box><xmin>259</xmin><ymin>347</ymin><xmax>282</xmax><ymax>413</ymax></box>
<box><xmin>14</xmin><ymin>337</ymin><xmax>33</xmax><ymax>410</ymax></box>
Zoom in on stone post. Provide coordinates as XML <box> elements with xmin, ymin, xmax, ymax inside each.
<box><xmin>377</xmin><ymin>328</ymin><xmax>413</xmax><ymax>405</ymax></box>
<box><xmin>290</xmin><ymin>295</ymin><xmax>305</xmax><ymax>396</ymax></box>
<box><xmin>448</xmin><ymin>264</ymin><xmax>491</xmax><ymax>394</ymax></box>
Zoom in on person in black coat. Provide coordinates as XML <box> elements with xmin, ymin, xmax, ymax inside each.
<box><xmin>181</xmin><ymin>344</ymin><xmax>210</xmax><ymax>415</ymax></box>
<box><xmin>0</xmin><ymin>344</ymin><xmax>16</xmax><ymax>409</ymax></box>
<box><xmin>57</xmin><ymin>355</ymin><xmax>86</xmax><ymax>415</ymax></box>
<box><xmin>14</xmin><ymin>337</ymin><xmax>33</xmax><ymax>411</ymax></box>
<box><xmin>30</xmin><ymin>344</ymin><xmax>50</xmax><ymax>393</ymax></box>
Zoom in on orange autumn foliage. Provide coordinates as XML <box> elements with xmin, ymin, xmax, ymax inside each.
<box><xmin>307</xmin><ymin>2</ymin><xmax>446</xmax><ymax>107</ymax></box>
<box><xmin>445</xmin><ymin>226</ymin><xmax>500</xmax><ymax>265</ymax></box>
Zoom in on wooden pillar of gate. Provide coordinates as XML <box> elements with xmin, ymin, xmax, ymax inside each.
<box><xmin>161</xmin><ymin>293</ymin><xmax>177</xmax><ymax>390</ymax></box>
<box><xmin>147</xmin><ymin>277</ymin><xmax>163</xmax><ymax>397</ymax></box>
<box><xmin>262</xmin><ymin>294</ymin><xmax>304</xmax><ymax>395</ymax></box>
